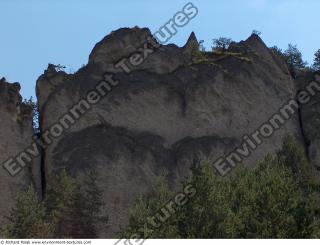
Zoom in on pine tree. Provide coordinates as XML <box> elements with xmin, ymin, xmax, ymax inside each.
<box><xmin>2</xmin><ymin>185</ymin><xmax>54</xmax><ymax>239</ymax></box>
<box><xmin>122</xmin><ymin>137</ymin><xmax>318</xmax><ymax>238</ymax></box>
<box><xmin>2</xmin><ymin>169</ymin><xmax>108</xmax><ymax>239</ymax></box>
<box><xmin>23</xmin><ymin>97</ymin><xmax>39</xmax><ymax>134</ymax></box>
<box><xmin>70</xmin><ymin>169</ymin><xmax>108</xmax><ymax>238</ymax></box>
<box><xmin>313</xmin><ymin>49</ymin><xmax>320</xmax><ymax>71</ymax></box>
<box><xmin>277</xmin><ymin>135</ymin><xmax>315</xmax><ymax>188</ymax></box>
<box><xmin>284</xmin><ymin>44</ymin><xmax>307</xmax><ymax>76</ymax></box>
<box><xmin>45</xmin><ymin>169</ymin><xmax>76</xmax><ymax>238</ymax></box>
<box><xmin>120</xmin><ymin>175</ymin><xmax>179</xmax><ymax>238</ymax></box>
<box><xmin>45</xmin><ymin>168</ymin><xmax>108</xmax><ymax>238</ymax></box>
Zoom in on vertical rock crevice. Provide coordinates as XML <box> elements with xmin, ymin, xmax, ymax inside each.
<box><xmin>39</xmin><ymin>134</ymin><xmax>47</xmax><ymax>197</ymax></box>
<box><xmin>36</xmin><ymin>100</ymin><xmax>47</xmax><ymax>198</ymax></box>
<box><xmin>296</xmin><ymin>90</ymin><xmax>311</xmax><ymax>161</ymax></box>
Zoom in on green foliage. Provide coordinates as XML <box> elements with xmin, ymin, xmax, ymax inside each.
<box><xmin>277</xmin><ymin>135</ymin><xmax>314</xmax><ymax>188</ymax></box>
<box><xmin>122</xmin><ymin>136</ymin><xmax>319</xmax><ymax>238</ymax></box>
<box><xmin>312</xmin><ymin>49</ymin><xmax>320</xmax><ymax>71</ymax></box>
<box><xmin>1</xmin><ymin>185</ymin><xmax>54</xmax><ymax>239</ymax></box>
<box><xmin>45</xmin><ymin>169</ymin><xmax>77</xmax><ymax>238</ymax></box>
<box><xmin>120</xmin><ymin>175</ymin><xmax>179</xmax><ymax>238</ymax></box>
<box><xmin>46</xmin><ymin>169</ymin><xmax>108</xmax><ymax>238</ymax></box>
<box><xmin>69</xmin><ymin>169</ymin><xmax>108</xmax><ymax>238</ymax></box>
<box><xmin>271</xmin><ymin>44</ymin><xmax>314</xmax><ymax>76</ymax></box>
<box><xmin>1</xmin><ymin>169</ymin><xmax>107</xmax><ymax>239</ymax></box>
<box><xmin>178</xmin><ymin>159</ymin><xmax>315</xmax><ymax>238</ymax></box>
<box><xmin>278</xmin><ymin>135</ymin><xmax>320</xmax><ymax>227</ymax></box>
<box><xmin>252</xmin><ymin>30</ymin><xmax>261</xmax><ymax>36</ymax></box>
<box><xmin>271</xmin><ymin>45</ymin><xmax>313</xmax><ymax>75</ymax></box>
<box><xmin>212</xmin><ymin>37</ymin><xmax>232</xmax><ymax>52</ymax></box>
<box><xmin>50</xmin><ymin>64</ymin><xmax>66</xmax><ymax>72</ymax></box>
<box><xmin>284</xmin><ymin>44</ymin><xmax>307</xmax><ymax>76</ymax></box>
<box><xmin>270</xmin><ymin>46</ymin><xmax>286</xmax><ymax>60</ymax></box>
<box><xmin>23</xmin><ymin>96</ymin><xmax>40</xmax><ymax>133</ymax></box>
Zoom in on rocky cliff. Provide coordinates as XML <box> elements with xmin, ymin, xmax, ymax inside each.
<box><xmin>0</xmin><ymin>27</ymin><xmax>318</xmax><ymax>237</ymax></box>
<box><xmin>35</xmin><ymin>28</ymin><xmax>303</xmax><ymax>236</ymax></box>
<box><xmin>295</xmin><ymin>71</ymin><xmax>320</xmax><ymax>169</ymax></box>
<box><xmin>0</xmin><ymin>78</ymin><xmax>41</xmax><ymax>225</ymax></box>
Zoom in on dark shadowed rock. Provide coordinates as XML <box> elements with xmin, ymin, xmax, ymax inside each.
<box><xmin>295</xmin><ymin>72</ymin><xmax>320</xmax><ymax>168</ymax></box>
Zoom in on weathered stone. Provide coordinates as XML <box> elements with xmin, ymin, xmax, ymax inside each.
<box><xmin>295</xmin><ymin>72</ymin><xmax>320</xmax><ymax>168</ymax></box>
<box><xmin>36</xmin><ymin>27</ymin><xmax>303</xmax><ymax>237</ymax></box>
<box><xmin>0</xmin><ymin>78</ymin><xmax>41</xmax><ymax>226</ymax></box>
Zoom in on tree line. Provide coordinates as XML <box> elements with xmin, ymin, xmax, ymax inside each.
<box><xmin>2</xmin><ymin>136</ymin><xmax>320</xmax><ymax>238</ymax></box>
<box><xmin>0</xmin><ymin>169</ymin><xmax>107</xmax><ymax>239</ymax></box>
<box><xmin>121</xmin><ymin>136</ymin><xmax>320</xmax><ymax>238</ymax></box>
<box><xmin>199</xmin><ymin>30</ymin><xmax>320</xmax><ymax>77</ymax></box>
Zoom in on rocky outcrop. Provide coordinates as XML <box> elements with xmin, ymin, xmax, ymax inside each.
<box><xmin>0</xmin><ymin>78</ymin><xmax>41</xmax><ymax>225</ymax></box>
<box><xmin>35</xmin><ymin>28</ymin><xmax>303</xmax><ymax>237</ymax></box>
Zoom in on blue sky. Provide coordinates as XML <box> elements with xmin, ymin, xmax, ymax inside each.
<box><xmin>0</xmin><ymin>0</ymin><xmax>319</xmax><ymax>99</ymax></box>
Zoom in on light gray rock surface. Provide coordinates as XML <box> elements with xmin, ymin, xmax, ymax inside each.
<box><xmin>0</xmin><ymin>78</ymin><xmax>41</xmax><ymax>226</ymax></box>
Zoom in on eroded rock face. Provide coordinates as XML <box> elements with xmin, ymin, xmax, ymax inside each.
<box><xmin>0</xmin><ymin>78</ymin><xmax>41</xmax><ymax>225</ymax></box>
<box><xmin>295</xmin><ymin>72</ymin><xmax>320</xmax><ymax>168</ymax></box>
<box><xmin>88</xmin><ymin>27</ymin><xmax>193</xmax><ymax>74</ymax></box>
<box><xmin>36</xmin><ymin>28</ymin><xmax>302</xmax><ymax>237</ymax></box>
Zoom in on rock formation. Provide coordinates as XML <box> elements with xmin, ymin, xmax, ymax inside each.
<box><xmin>0</xmin><ymin>78</ymin><xmax>41</xmax><ymax>225</ymax></box>
<box><xmin>35</xmin><ymin>28</ymin><xmax>304</xmax><ymax>236</ymax></box>
<box><xmin>295</xmin><ymin>71</ymin><xmax>320</xmax><ymax>169</ymax></box>
<box><xmin>1</xmin><ymin>27</ymin><xmax>318</xmax><ymax>238</ymax></box>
